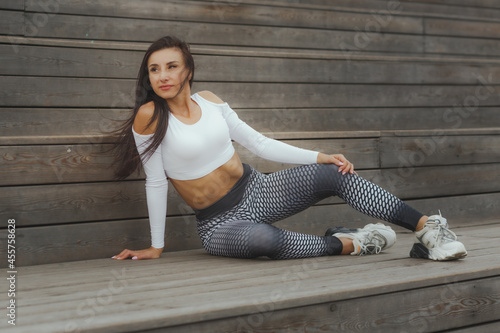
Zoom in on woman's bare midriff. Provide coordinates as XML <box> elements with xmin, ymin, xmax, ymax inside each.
<box><xmin>169</xmin><ymin>152</ymin><xmax>244</xmax><ymax>209</ymax></box>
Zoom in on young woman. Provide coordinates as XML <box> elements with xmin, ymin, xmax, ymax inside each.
<box><xmin>111</xmin><ymin>36</ymin><xmax>467</xmax><ymax>262</ymax></box>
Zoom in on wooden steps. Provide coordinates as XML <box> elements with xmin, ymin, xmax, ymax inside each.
<box><xmin>1</xmin><ymin>1</ymin><xmax>499</xmax><ymax>331</ymax></box>
<box><xmin>0</xmin><ymin>223</ymin><xmax>499</xmax><ymax>332</ymax></box>
<box><xmin>1</xmin><ymin>1</ymin><xmax>499</xmax><ymax>332</ymax></box>
<box><xmin>1</xmin><ymin>0</ymin><xmax>500</xmax><ymax>267</ymax></box>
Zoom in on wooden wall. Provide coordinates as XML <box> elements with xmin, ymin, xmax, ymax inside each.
<box><xmin>1</xmin><ymin>0</ymin><xmax>499</xmax><ymax>266</ymax></box>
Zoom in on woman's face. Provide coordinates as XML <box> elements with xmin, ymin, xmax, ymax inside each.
<box><xmin>147</xmin><ymin>47</ymin><xmax>189</xmax><ymax>100</ymax></box>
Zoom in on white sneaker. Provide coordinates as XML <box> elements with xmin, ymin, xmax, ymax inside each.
<box><xmin>326</xmin><ymin>223</ymin><xmax>396</xmax><ymax>255</ymax></box>
<box><xmin>410</xmin><ymin>212</ymin><xmax>467</xmax><ymax>261</ymax></box>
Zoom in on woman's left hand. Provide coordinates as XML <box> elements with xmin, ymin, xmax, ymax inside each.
<box><xmin>317</xmin><ymin>153</ymin><xmax>357</xmax><ymax>175</ymax></box>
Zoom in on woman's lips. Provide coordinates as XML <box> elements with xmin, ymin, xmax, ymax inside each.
<box><xmin>159</xmin><ymin>85</ymin><xmax>173</xmax><ymax>91</ymax></box>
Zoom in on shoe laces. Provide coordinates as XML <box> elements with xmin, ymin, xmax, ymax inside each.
<box><xmin>426</xmin><ymin>213</ymin><xmax>458</xmax><ymax>244</ymax></box>
<box><xmin>356</xmin><ymin>232</ymin><xmax>383</xmax><ymax>255</ymax></box>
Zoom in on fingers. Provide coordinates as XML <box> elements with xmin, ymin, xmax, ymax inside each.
<box><xmin>111</xmin><ymin>247</ymin><xmax>162</xmax><ymax>261</ymax></box>
<box><xmin>112</xmin><ymin>249</ymin><xmax>138</xmax><ymax>260</ymax></box>
<box><xmin>334</xmin><ymin>154</ymin><xmax>355</xmax><ymax>175</ymax></box>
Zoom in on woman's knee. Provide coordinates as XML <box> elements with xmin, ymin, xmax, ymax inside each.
<box><xmin>247</xmin><ymin>223</ymin><xmax>281</xmax><ymax>258</ymax></box>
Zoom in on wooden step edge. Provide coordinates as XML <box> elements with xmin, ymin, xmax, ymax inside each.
<box><xmin>0</xmin><ymin>135</ymin><xmax>116</xmax><ymax>145</ymax></box>
<box><xmin>20</xmin><ymin>0</ymin><xmax>500</xmax><ymax>25</ymax></box>
<box><xmin>233</xmin><ymin>0</ymin><xmax>500</xmax><ymax>23</ymax></box>
<box><xmin>381</xmin><ymin>127</ymin><xmax>500</xmax><ymax>137</ymax></box>
<box><xmin>4</xmin><ymin>36</ymin><xmax>500</xmax><ymax>65</ymax></box>
<box><xmin>265</xmin><ymin>131</ymin><xmax>382</xmax><ymax>139</ymax></box>
<box><xmin>2</xmin><ymin>128</ymin><xmax>500</xmax><ymax>145</ymax></box>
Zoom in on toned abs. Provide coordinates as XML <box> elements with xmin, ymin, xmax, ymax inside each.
<box><xmin>170</xmin><ymin>153</ymin><xmax>244</xmax><ymax>209</ymax></box>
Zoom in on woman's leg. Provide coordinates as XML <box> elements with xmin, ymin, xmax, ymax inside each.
<box><xmin>200</xmin><ymin>164</ymin><xmax>400</xmax><ymax>260</ymax></box>
<box><xmin>205</xmin><ymin>220</ymin><xmax>343</xmax><ymax>259</ymax></box>
<box><xmin>252</xmin><ymin>163</ymin><xmax>466</xmax><ymax>261</ymax></box>
<box><xmin>254</xmin><ymin>163</ymin><xmax>423</xmax><ymax>231</ymax></box>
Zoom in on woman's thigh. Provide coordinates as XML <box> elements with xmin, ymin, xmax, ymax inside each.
<box><xmin>250</xmin><ymin>164</ymin><xmax>337</xmax><ymax>224</ymax></box>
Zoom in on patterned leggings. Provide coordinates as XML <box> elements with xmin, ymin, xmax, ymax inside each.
<box><xmin>196</xmin><ymin>163</ymin><xmax>423</xmax><ymax>260</ymax></box>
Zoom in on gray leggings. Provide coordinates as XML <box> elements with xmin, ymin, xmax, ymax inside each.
<box><xmin>195</xmin><ymin>163</ymin><xmax>423</xmax><ymax>260</ymax></box>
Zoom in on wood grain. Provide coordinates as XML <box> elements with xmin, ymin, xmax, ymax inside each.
<box><xmin>380</xmin><ymin>135</ymin><xmax>500</xmax><ymax>167</ymax></box>
<box><xmin>0</xmin><ymin>0</ymin><xmax>24</xmax><ymax>10</ymax></box>
<box><xmin>25</xmin><ymin>0</ymin><xmax>423</xmax><ymax>34</ymax></box>
<box><xmin>0</xmin><ymin>138</ymin><xmax>377</xmax><ymax>186</ymax></box>
<box><xmin>3</xmin><ymin>44</ymin><xmax>500</xmax><ymax>85</ymax></box>
<box><xmin>24</xmin><ymin>13</ymin><xmax>424</xmax><ymax>53</ymax></box>
<box><xmin>2</xmin><ymin>107</ymin><xmax>499</xmax><ymax>144</ymax></box>
<box><xmin>2</xmin><ymin>77</ymin><xmax>500</xmax><ymax>108</ymax></box>
<box><xmin>0</xmin><ymin>224</ymin><xmax>498</xmax><ymax>332</ymax></box>
<box><xmin>425</xmin><ymin>17</ymin><xmax>500</xmax><ymax>39</ymax></box>
<box><xmin>0</xmin><ymin>10</ymin><xmax>24</xmax><ymax>35</ymax></box>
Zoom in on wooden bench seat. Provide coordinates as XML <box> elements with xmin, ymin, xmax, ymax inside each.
<box><xmin>1</xmin><ymin>223</ymin><xmax>499</xmax><ymax>333</ymax></box>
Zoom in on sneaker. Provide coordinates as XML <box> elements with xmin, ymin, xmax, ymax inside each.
<box><xmin>325</xmin><ymin>223</ymin><xmax>396</xmax><ymax>255</ymax></box>
<box><xmin>410</xmin><ymin>212</ymin><xmax>467</xmax><ymax>261</ymax></box>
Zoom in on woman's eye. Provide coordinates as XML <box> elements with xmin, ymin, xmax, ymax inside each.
<box><xmin>169</xmin><ymin>65</ymin><xmax>177</xmax><ymax>69</ymax></box>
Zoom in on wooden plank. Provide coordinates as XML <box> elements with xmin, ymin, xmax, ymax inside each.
<box><xmin>7</xmin><ymin>230</ymin><xmax>498</xmax><ymax>300</ymax></box>
<box><xmin>5</xmin><ymin>35</ymin><xmax>500</xmax><ymax>65</ymax></box>
<box><xmin>2</xmin><ymin>163</ymin><xmax>500</xmax><ymax>229</ymax></box>
<box><xmin>0</xmin><ymin>108</ymin><xmax>127</xmax><ymax>139</ymax></box>
<box><xmin>2</xmin><ymin>107</ymin><xmax>500</xmax><ymax>144</ymax></box>
<box><xmin>0</xmin><ymin>76</ymin><xmax>136</xmax><ymax>108</ymax></box>
<box><xmin>0</xmin><ymin>10</ymin><xmax>24</xmax><ymax>35</ymax></box>
<box><xmin>425</xmin><ymin>17</ymin><xmax>500</xmax><ymax>39</ymax></box>
<box><xmin>0</xmin><ymin>217</ymin><xmax>201</xmax><ymax>267</ymax></box>
<box><xmin>0</xmin><ymin>0</ymin><xmax>23</xmax><ymax>10</ymax></box>
<box><xmin>369</xmin><ymin>163</ymin><xmax>500</xmax><ymax>199</ymax></box>
<box><xmin>8</xmin><ymin>248</ymin><xmax>499</xmax><ymax>330</ymax></box>
<box><xmin>25</xmin><ymin>0</ymin><xmax>423</xmax><ymax>34</ymax></box>
<box><xmin>380</xmin><ymin>135</ymin><xmax>500</xmax><ymax>168</ymax></box>
<box><xmin>193</xmin><ymin>277</ymin><xmax>500</xmax><ymax>333</ymax></box>
<box><xmin>3</xmin><ymin>226</ymin><xmax>497</xmax><ymax>294</ymax></box>
<box><xmin>3</xmin><ymin>225</ymin><xmax>495</xmax><ymax>293</ymax></box>
<box><xmin>307</xmin><ymin>0</ymin><xmax>500</xmax><ymax>21</ymax></box>
<box><xmin>0</xmin><ymin>144</ymin><xmax>121</xmax><ymax>185</ymax></box>
<box><xmin>24</xmin><ymin>13</ymin><xmax>424</xmax><ymax>54</ymax></box>
<box><xmin>0</xmin><ymin>225</ymin><xmax>498</xmax><ymax>332</ymax></box>
<box><xmin>199</xmin><ymin>82</ymin><xmax>500</xmax><ymax>109</ymax></box>
<box><xmin>4</xmin><ymin>44</ymin><xmax>500</xmax><ymax>85</ymax></box>
<box><xmin>426</xmin><ymin>35</ymin><xmax>500</xmax><ymax>57</ymax></box>
<box><xmin>449</xmin><ymin>321</ymin><xmax>500</xmax><ymax>333</ymax></box>
<box><xmin>2</xmin><ymin>190</ymin><xmax>499</xmax><ymax>267</ymax></box>
<box><xmin>0</xmin><ymin>180</ymin><xmax>149</xmax><ymax>226</ymax></box>
<box><xmin>236</xmin><ymin>108</ymin><xmax>500</xmax><ymax>136</ymax></box>
<box><xmin>2</xmin><ymin>77</ymin><xmax>500</xmax><ymax>108</ymax></box>
<box><xmin>410</xmin><ymin>0</ymin><xmax>500</xmax><ymax>9</ymax></box>
<box><xmin>0</xmin><ymin>139</ymin><xmax>377</xmax><ymax>186</ymax></box>
<box><xmin>10</xmin><ymin>247</ymin><xmax>498</xmax><ymax>313</ymax></box>
<box><xmin>0</xmin><ymin>44</ymin><xmax>143</xmax><ymax>78</ymax></box>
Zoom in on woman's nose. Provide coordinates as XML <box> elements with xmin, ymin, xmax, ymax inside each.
<box><xmin>159</xmin><ymin>70</ymin><xmax>168</xmax><ymax>81</ymax></box>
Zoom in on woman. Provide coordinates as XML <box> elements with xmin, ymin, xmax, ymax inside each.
<box><xmin>111</xmin><ymin>36</ymin><xmax>466</xmax><ymax>262</ymax></box>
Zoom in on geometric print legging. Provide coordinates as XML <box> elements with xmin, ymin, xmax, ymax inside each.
<box><xmin>196</xmin><ymin>163</ymin><xmax>423</xmax><ymax>260</ymax></box>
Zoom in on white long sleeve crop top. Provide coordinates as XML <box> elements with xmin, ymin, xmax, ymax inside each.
<box><xmin>132</xmin><ymin>93</ymin><xmax>319</xmax><ymax>248</ymax></box>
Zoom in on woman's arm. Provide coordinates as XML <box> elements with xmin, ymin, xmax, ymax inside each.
<box><xmin>112</xmin><ymin>104</ymin><xmax>167</xmax><ymax>260</ymax></box>
<box><xmin>197</xmin><ymin>91</ymin><xmax>356</xmax><ymax>175</ymax></box>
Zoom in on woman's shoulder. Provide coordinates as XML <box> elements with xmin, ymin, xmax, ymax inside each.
<box><xmin>196</xmin><ymin>90</ymin><xmax>225</xmax><ymax>105</ymax></box>
<box><xmin>133</xmin><ymin>101</ymin><xmax>156</xmax><ymax>135</ymax></box>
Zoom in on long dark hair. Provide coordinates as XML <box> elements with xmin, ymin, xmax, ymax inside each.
<box><xmin>111</xmin><ymin>36</ymin><xmax>195</xmax><ymax>180</ymax></box>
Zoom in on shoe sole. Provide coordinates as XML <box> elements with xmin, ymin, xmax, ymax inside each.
<box><xmin>410</xmin><ymin>243</ymin><xmax>467</xmax><ymax>261</ymax></box>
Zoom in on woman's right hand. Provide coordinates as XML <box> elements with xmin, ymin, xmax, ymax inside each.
<box><xmin>111</xmin><ymin>246</ymin><xmax>164</xmax><ymax>260</ymax></box>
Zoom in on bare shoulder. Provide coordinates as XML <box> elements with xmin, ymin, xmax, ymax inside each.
<box><xmin>197</xmin><ymin>90</ymin><xmax>225</xmax><ymax>104</ymax></box>
<box><xmin>133</xmin><ymin>101</ymin><xmax>156</xmax><ymax>135</ymax></box>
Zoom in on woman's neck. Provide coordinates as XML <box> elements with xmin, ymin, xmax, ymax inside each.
<box><xmin>167</xmin><ymin>89</ymin><xmax>194</xmax><ymax>117</ymax></box>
